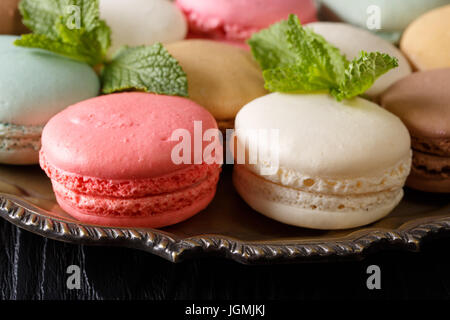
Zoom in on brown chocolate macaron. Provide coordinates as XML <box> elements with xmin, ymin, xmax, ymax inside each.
<box><xmin>0</xmin><ymin>0</ymin><xmax>28</xmax><ymax>35</ymax></box>
<box><xmin>381</xmin><ymin>68</ymin><xmax>450</xmax><ymax>193</ymax></box>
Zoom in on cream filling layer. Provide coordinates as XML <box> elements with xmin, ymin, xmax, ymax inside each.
<box><xmin>234</xmin><ymin>165</ymin><xmax>404</xmax><ymax>213</ymax></box>
<box><xmin>243</xmin><ymin>153</ymin><xmax>412</xmax><ymax>196</ymax></box>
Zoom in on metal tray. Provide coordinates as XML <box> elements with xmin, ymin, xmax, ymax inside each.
<box><xmin>0</xmin><ymin>164</ymin><xmax>449</xmax><ymax>264</ymax></box>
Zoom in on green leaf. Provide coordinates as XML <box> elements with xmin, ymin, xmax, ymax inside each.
<box><xmin>285</xmin><ymin>15</ymin><xmax>348</xmax><ymax>87</ymax></box>
<box><xmin>101</xmin><ymin>44</ymin><xmax>188</xmax><ymax>97</ymax></box>
<box><xmin>14</xmin><ymin>33</ymin><xmax>100</xmax><ymax>66</ymax></box>
<box><xmin>248</xmin><ymin>14</ymin><xmax>399</xmax><ymax>101</ymax></box>
<box><xmin>248</xmin><ymin>19</ymin><xmax>297</xmax><ymax>70</ymax></box>
<box><xmin>331</xmin><ymin>52</ymin><xmax>399</xmax><ymax>101</ymax></box>
<box><xmin>19</xmin><ymin>0</ymin><xmax>66</xmax><ymax>38</ymax></box>
<box><xmin>16</xmin><ymin>0</ymin><xmax>110</xmax><ymax>66</ymax></box>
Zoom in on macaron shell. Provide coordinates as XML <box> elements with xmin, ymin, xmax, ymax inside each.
<box><xmin>0</xmin><ymin>0</ymin><xmax>28</xmax><ymax>35</ymax></box>
<box><xmin>176</xmin><ymin>0</ymin><xmax>317</xmax><ymax>40</ymax></box>
<box><xmin>100</xmin><ymin>0</ymin><xmax>187</xmax><ymax>56</ymax></box>
<box><xmin>307</xmin><ymin>22</ymin><xmax>412</xmax><ymax>97</ymax></box>
<box><xmin>0</xmin><ymin>36</ymin><xmax>100</xmax><ymax>126</ymax></box>
<box><xmin>41</xmin><ymin>92</ymin><xmax>220</xmax><ymax>180</ymax></box>
<box><xmin>166</xmin><ymin>40</ymin><xmax>267</xmax><ymax>123</ymax></box>
<box><xmin>381</xmin><ymin>69</ymin><xmax>450</xmax><ymax>141</ymax></box>
<box><xmin>235</xmin><ymin>93</ymin><xmax>411</xmax><ymax>179</ymax></box>
<box><xmin>401</xmin><ymin>5</ymin><xmax>450</xmax><ymax>70</ymax></box>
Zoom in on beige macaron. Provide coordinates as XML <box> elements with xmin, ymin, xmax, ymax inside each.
<box><xmin>166</xmin><ymin>40</ymin><xmax>267</xmax><ymax>131</ymax></box>
<box><xmin>401</xmin><ymin>5</ymin><xmax>450</xmax><ymax>71</ymax></box>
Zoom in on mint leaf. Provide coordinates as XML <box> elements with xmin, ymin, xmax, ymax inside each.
<box><xmin>248</xmin><ymin>14</ymin><xmax>398</xmax><ymax>100</ymax></box>
<box><xmin>248</xmin><ymin>19</ymin><xmax>297</xmax><ymax>70</ymax></box>
<box><xmin>17</xmin><ymin>0</ymin><xmax>110</xmax><ymax>65</ymax></box>
<box><xmin>14</xmin><ymin>33</ymin><xmax>100</xmax><ymax>66</ymax></box>
<box><xmin>331</xmin><ymin>52</ymin><xmax>398</xmax><ymax>101</ymax></box>
<box><xmin>264</xmin><ymin>66</ymin><xmax>331</xmax><ymax>93</ymax></box>
<box><xmin>101</xmin><ymin>44</ymin><xmax>188</xmax><ymax>96</ymax></box>
<box><xmin>19</xmin><ymin>0</ymin><xmax>65</xmax><ymax>38</ymax></box>
<box><xmin>284</xmin><ymin>15</ymin><xmax>348</xmax><ymax>87</ymax></box>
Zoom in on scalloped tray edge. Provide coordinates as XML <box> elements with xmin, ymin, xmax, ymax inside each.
<box><xmin>1</xmin><ymin>194</ymin><xmax>450</xmax><ymax>264</ymax></box>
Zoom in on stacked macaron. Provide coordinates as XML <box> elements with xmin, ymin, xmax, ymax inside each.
<box><xmin>0</xmin><ymin>36</ymin><xmax>99</xmax><ymax>165</ymax></box>
<box><xmin>381</xmin><ymin>69</ymin><xmax>450</xmax><ymax>193</ymax></box>
<box><xmin>232</xmin><ymin>15</ymin><xmax>412</xmax><ymax>229</ymax></box>
<box><xmin>40</xmin><ymin>93</ymin><xmax>222</xmax><ymax>228</ymax></box>
<box><xmin>234</xmin><ymin>94</ymin><xmax>411</xmax><ymax>229</ymax></box>
<box><xmin>176</xmin><ymin>0</ymin><xmax>317</xmax><ymax>46</ymax></box>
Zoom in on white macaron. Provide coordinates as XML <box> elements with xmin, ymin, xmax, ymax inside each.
<box><xmin>100</xmin><ymin>0</ymin><xmax>187</xmax><ymax>56</ymax></box>
<box><xmin>233</xmin><ymin>93</ymin><xmax>412</xmax><ymax>230</ymax></box>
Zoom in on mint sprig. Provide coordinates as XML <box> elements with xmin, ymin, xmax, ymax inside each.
<box><xmin>17</xmin><ymin>0</ymin><xmax>109</xmax><ymax>66</ymax></box>
<box><xmin>14</xmin><ymin>0</ymin><xmax>188</xmax><ymax>97</ymax></box>
<box><xmin>102</xmin><ymin>45</ymin><xmax>188</xmax><ymax>96</ymax></box>
<box><xmin>248</xmin><ymin>15</ymin><xmax>398</xmax><ymax>101</ymax></box>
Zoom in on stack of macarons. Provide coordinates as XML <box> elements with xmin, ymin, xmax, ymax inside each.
<box><xmin>2</xmin><ymin>0</ymin><xmax>449</xmax><ymax>233</ymax></box>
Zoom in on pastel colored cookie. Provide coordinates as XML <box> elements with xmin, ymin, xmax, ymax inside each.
<box><xmin>381</xmin><ymin>69</ymin><xmax>450</xmax><ymax>193</ymax></box>
<box><xmin>319</xmin><ymin>0</ymin><xmax>450</xmax><ymax>43</ymax></box>
<box><xmin>0</xmin><ymin>35</ymin><xmax>99</xmax><ymax>165</ymax></box>
<box><xmin>233</xmin><ymin>93</ymin><xmax>412</xmax><ymax>230</ymax></box>
<box><xmin>0</xmin><ymin>0</ymin><xmax>28</xmax><ymax>35</ymax></box>
<box><xmin>176</xmin><ymin>0</ymin><xmax>317</xmax><ymax>42</ymax></box>
<box><xmin>166</xmin><ymin>40</ymin><xmax>267</xmax><ymax>131</ymax></box>
<box><xmin>40</xmin><ymin>92</ymin><xmax>222</xmax><ymax>228</ymax></box>
<box><xmin>307</xmin><ymin>22</ymin><xmax>412</xmax><ymax>98</ymax></box>
<box><xmin>401</xmin><ymin>5</ymin><xmax>450</xmax><ymax>71</ymax></box>
<box><xmin>99</xmin><ymin>0</ymin><xmax>187</xmax><ymax>56</ymax></box>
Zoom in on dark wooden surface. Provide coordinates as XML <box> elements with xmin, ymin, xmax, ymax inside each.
<box><xmin>1</xmin><ymin>217</ymin><xmax>449</xmax><ymax>300</ymax></box>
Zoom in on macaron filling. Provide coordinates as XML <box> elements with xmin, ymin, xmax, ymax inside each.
<box><xmin>234</xmin><ymin>165</ymin><xmax>405</xmax><ymax>214</ymax></box>
<box><xmin>50</xmin><ymin>166</ymin><xmax>220</xmax><ymax>218</ymax></box>
<box><xmin>0</xmin><ymin>123</ymin><xmax>42</xmax><ymax>152</ymax></box>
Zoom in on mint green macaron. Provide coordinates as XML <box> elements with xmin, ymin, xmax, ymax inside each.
<box><xmin>0</xmin><ymin>35</ymin><xmax>100</xmax><ymax>165</ymax></box>
<box><xmin>319</xmin><ymin>0</ymin><xmax>450</xmax><ymax>43</ymax></box>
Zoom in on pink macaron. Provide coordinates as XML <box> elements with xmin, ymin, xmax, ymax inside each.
<box><xmin>40</xmin><ymin>92</ymin><xmax>222</xmax><ymax>228</ymax></box>
<box><xmin>176</xmin><ymin>0</ymin><xmax>317</xmax><ymax>43</ymax></box>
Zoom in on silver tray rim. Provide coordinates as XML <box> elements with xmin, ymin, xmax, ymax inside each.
<box><xmin>1</xmin><ymin>193</ymin><xmax>449</xmax><ymax>264</ymax></box>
